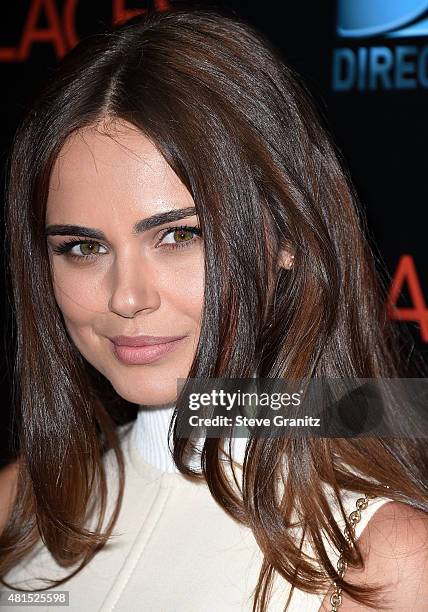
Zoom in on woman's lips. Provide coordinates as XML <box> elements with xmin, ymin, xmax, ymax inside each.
<box><xmin>110</xmin><ymin>336</ymin><xmax>187</xmax><ymax>365</ymax></box>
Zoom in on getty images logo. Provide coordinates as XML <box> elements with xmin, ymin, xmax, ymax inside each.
<box><xmin>332</xmin><ymin>0</ymin><xmax>428</xmax><ymax>91</ymax></box>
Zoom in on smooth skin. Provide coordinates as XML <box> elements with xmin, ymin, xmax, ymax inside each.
<box><xmin>45</xmin><ymin>118</ymin><xmax>294</xmax><ymax>406</ymax></box>
<box><xmin>319</xmin><ymin>501</ymin><xmax>428</xmax><ymax>610</ymax></box>
<box><xmin>45</xmin><ymin>118</ymin><xmax>205</xmax><ymax>406</ymax></box>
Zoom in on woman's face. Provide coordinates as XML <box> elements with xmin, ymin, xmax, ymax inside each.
<box><xmin>45</xmin><ymin>119</ymin><xmax>204</xmax><ymax>406</ymax></box>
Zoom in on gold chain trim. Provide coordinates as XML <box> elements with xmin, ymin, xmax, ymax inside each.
<box><xmin>329</xmin><ymin>488</ymin><xmax>389</xmax><ymax>611</ymax></box>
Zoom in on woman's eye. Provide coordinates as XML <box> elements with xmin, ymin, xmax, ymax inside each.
<box><xmin>71</xmin><ymin>242</ymin><xmax>107</xmax><ymax>256</ymax></box>
<box><xmin>50</xmin><ymin>240</ymin><xmax>108</xmax><ymax>260</ymax></box>
<box><xmin>50</xmin><ymin>225</ymin><xmax>202</xmax><ymax>261</ymax></box>
<box><xmin>158</xmin><ymin>225</ymin><xmax>202</xmax><ymax>250</ymax></box>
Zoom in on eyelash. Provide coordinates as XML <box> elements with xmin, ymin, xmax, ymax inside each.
<box><xmin>50</xmin><ymin>225</ymin><xmax>202</xmax><ymax>262</ymax></box>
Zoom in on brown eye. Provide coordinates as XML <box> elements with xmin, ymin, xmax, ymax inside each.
<box><xmin>173</xmin><ymin>228</ymin><xmax>194</xmax><ymax>243</ymax></box>
<box><xmin>50</xmin><ymin>239</ymin><xmax>109</xmax><ymax>259</ymax></box>
<box><xmin>158</xmin><ymin>225</ymin><xmax>202</xmax><ymax>249</ymax></box>
<box><xmin>79</xmin><ymin>242</ymin><xmax>101</xmax><ymax>255</ymax></box>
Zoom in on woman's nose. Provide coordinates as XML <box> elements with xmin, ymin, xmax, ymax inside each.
<box><xmin>108</xmin><ymin>252</ymin><xmax>160</xmax><ymax>319</ymax></box>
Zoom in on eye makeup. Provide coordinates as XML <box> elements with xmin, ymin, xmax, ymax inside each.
<box><xmin>48</xmin><ymin>224</ymin><xmax>202</xmax><ymax>262</ymax></box>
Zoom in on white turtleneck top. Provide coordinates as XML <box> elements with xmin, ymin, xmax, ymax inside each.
<box><xmin>134</xmin><ymin>403</ymin><xmax>179</xmax><ymax>473</ymax></box>
<box><xmin>2</xmin><ymin>404</ymin><xmax>393</xmax><ymax>612</ymax></box>
<box><xmin>134</xmin><ymin>402</ymin><xmax>248</xmax><ymax>475</ymax></box>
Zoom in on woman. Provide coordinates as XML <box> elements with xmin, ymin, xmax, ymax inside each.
<box><xmin>0</xmin><ymin>7</ymin><xmax>427</xmax><ymax>611</ymax></box>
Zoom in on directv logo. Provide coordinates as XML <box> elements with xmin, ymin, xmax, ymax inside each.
<box><xmin>332</xmin><ymin>0</ymin><xmax>428</xmax><ymax>90</ymax></box>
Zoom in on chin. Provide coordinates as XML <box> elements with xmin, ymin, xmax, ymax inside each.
<box><xmin>110</xmin><ymin>376</ymin><xmax>179</xmax><ymax>406</ymax></box>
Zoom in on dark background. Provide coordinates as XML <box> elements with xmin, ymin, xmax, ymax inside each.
<box><xmin>1</xmin><ymin>1</ymin><xmax>427</xmax><ymax>466</ymax></box>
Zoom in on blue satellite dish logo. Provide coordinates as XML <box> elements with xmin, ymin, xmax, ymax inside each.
<box><xmin>332</xmin><ymin>1</ymin><xmax>428</xmax><ymax>90</ymax></box>
<box><xmin>337</xmin><ymin>0</ymin><xmax>428</xmax><ymax>38</ymax></box>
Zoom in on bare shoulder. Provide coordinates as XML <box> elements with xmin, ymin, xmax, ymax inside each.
<box><xmin>319</xmin><ymin>501</ymin><xmax>428</xmax><ymax>611</ymax></box>
<box><xmin>0</xmin><ymin>459</ymin><xmax>20</xmax><ymax>535</ymax></box>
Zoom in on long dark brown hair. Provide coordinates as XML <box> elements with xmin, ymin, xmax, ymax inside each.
<box><xmin>1</xmin><ymin>6</ymin><xmax>427</xmax><ymax>610</ymax></box>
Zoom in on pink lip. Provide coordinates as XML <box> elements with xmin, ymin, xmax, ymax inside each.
<box><xmin>110</xmin><ymin>334</ymin><xmax>187</xmax><ymax>347</ymax></box>
<box><xmin>109</xmin><ymin>335</ymin><xmax>187</xmax><ymax>365</ymax></box>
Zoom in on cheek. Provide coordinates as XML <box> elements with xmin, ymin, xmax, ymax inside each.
<box><xmin>51</xmin><ymin>259</ymin><xmax>109</xmax><ymax>315</ymax></box>
<box><xmin>157</xmin><ymin>255</ymin><xmax>205</xmax><ymax>325</ymax></box>
<box><xmin>53</xmin><ymin>288</ymin><xmax>109</xmax><ymax>377</ymax></box>
<box><xmin>51</xmin><ymin>263</ymin><xmax>105</xmax><ymax>358</ymax></box>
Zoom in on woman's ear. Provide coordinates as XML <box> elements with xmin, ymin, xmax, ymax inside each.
<box><xmin>278</xmin><ymin>248</ymin><xmax>295</xmax><ymax>269</ymax></box>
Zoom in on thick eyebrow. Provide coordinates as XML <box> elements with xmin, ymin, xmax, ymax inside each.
<box><xmin>45</xmin><ymin>206</ymin><xmax>197</xmax><ymax>240</ymax></box>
